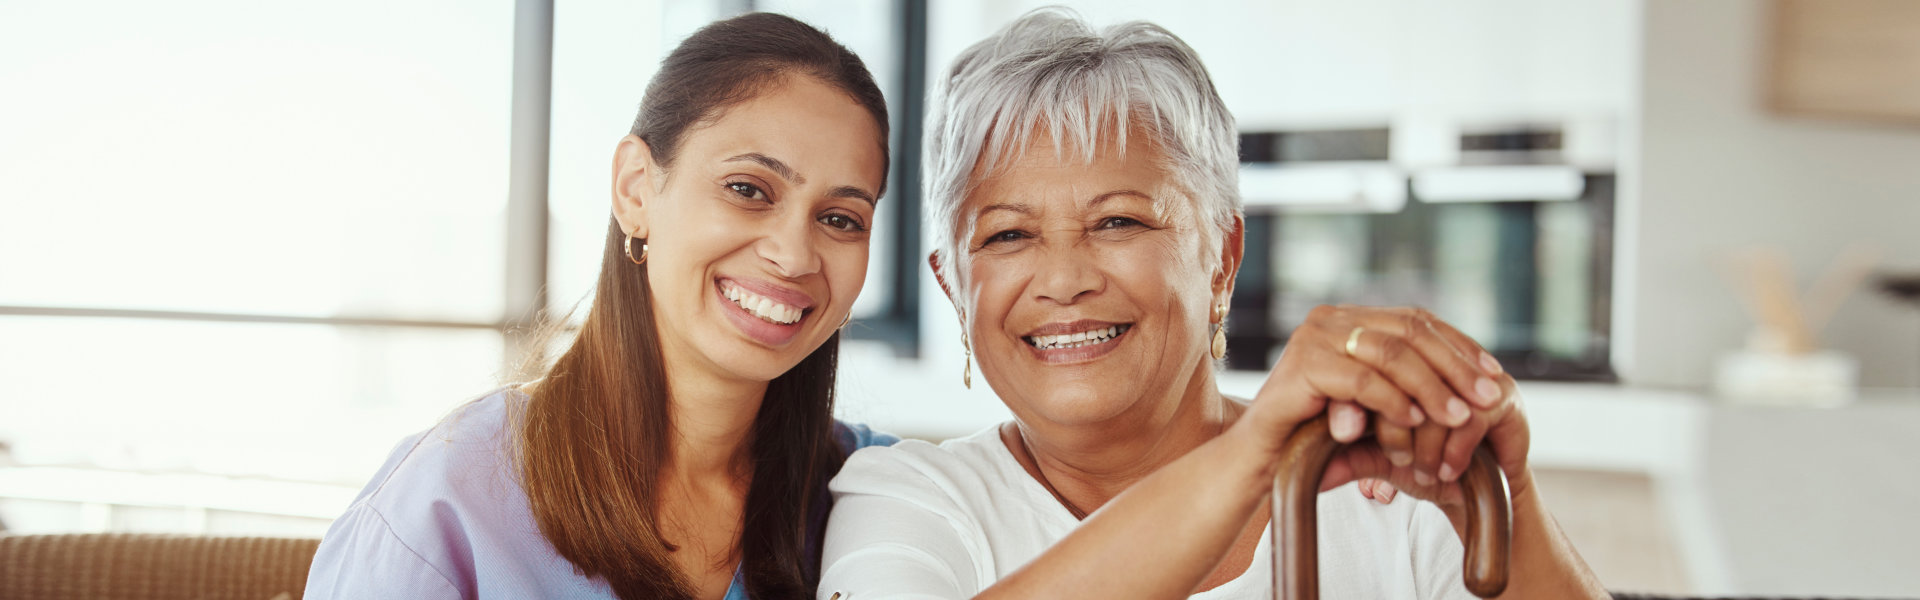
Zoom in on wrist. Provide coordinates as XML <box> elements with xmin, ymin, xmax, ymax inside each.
<box><xmin>1502</xmin><ymin>464</ymin><xmax>1536</xmax><ymax>508</ymax></box>
<box><xmin>1218</xmin><ymin>418</ymin><xmax>1283</xmax><ymax>495</ymax></box>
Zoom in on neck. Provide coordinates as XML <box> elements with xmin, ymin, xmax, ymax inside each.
<box><xmin>660</xmin><ymin>349</ymin><xmax>769</xmax><ymax>484</ymax></box>
<box><xmin>1014</xmin><ymin>359</ymin><xmax>1240</xmax><ymax>514</ymax></box>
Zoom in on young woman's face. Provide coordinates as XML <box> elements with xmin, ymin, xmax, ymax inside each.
<box><xmin>620</xmin><ymin>75</ymin><xmax>884</xmax><ymax>384</ymax></box>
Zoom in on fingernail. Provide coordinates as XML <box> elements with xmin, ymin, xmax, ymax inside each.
<box><xmin>1473</xmin><ymin>378</ymin><xmax>1501</xmax><ymax>407</ymax></box>
<box><xmin>1439</xmin><ymin>464</ymin><xmax>1457</xmax><ymax>482</ymax></box>
<box><xmin>1378</xmin><ymin>483</ymin><xmax>1397</xmax><ymax>503</ymax></box>
<box><xmin>1480</xmin><ymin>351</ymin><xmax>1502</xmax><ymax>374</ymax></box>
<box><xmin>1332</xmin><ymin>408</ymin><xmax>1360</xmax><ymax>440</ymax></box>
<box><xmin>1415</xmin><ymin>470</ymin><xmax>1435</xmax><ymax>486</ymax></box>
<box><xmin>1388</xmin><ymin>450</ymin><xmax>1412</xmax><ymax>467</ymax></box>
<box><xmin>1407</xmin><ymin>406</ymin><xmax>1426</xmax><ymax>427</ymax></box>
<box><xmin>1446</xmin><ymin>397</ymin><xmax>1471</xmax><ymax>425</ymax></box>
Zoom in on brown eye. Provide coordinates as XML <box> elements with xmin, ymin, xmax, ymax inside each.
<box><xmin>820</xmin><ymin>213</ymin><xmax>867</xmax><ymax>232</ymax></box>
<box><xmin>984</xmin><ymin>230</ymin><xmax>1027</xmax><ymax>245</ymax></box>
<box><xmin>727</xmin><ymin>182</ymin><xmax>768</xmax><ymax>202</ymax></box>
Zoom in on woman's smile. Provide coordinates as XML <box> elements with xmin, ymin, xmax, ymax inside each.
<box><xmin>715</xmin><ymin>276</ymin><xmax>815</xmax><ymax>346</ymax></box>
<box><xmin>1020</xmin><ymin>320</ymin><xmax>1134</xmax><ymax>364</ymax></box>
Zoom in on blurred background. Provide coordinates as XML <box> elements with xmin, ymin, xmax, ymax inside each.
<box><xmin>2</xmin><ymin>0</ymin><xmax>1917</xmax><ymax>596</ymax></box>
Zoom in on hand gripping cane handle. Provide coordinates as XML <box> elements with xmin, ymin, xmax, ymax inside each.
<box><xmin>1270</xmin><ymin>415</ymin><xmax>1511</xmax><ymax>599</ymax></box>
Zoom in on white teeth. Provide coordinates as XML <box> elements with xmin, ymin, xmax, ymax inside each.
<box><xmin>722</xmin><ymin>283</ymin><xmax>805</xmax><ymax>325</ymax></box>
<box><xmin>1026</xmin><ymin>325</ymin><xmax>1129</xmax><ymax>350</ymax></box>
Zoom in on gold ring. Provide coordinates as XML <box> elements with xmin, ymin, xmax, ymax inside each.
<box><xmin>1345</xmin><ymin>327</ymin><xmax>1367</xmax><ymax>357</ymax></box>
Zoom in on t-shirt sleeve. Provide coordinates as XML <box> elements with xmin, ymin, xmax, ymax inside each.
<box><xmin>834</xmin><ymin>420</ymin><xmax>902</xmax><ymax>455</ymax></box>
<box><xmin>1408</xmin><ymin>500</ymin><xmax>1481</xmax><ymax>600</ymax></box>
<box><xmin>304</xmin><ymin>502</ymin><xmax>464</xmax><ymax>600</ymax></box>
<box><xmin>818</xmin><ymin>445</ymin><xmax>983</xmax><ymax>600</ymax></box>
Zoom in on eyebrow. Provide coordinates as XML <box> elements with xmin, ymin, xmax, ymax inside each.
<box><xmin>976</xmin><ymin>203</ymin><xmax>1035</xmax><ymax>218</ymax></box>
<box><xmin>724</xmin><ymin>153</ymin><xmax>805</xmax><ymax>184</ymax></box>
<box><xmin>974</xmin><ymin>190</ymin><xmax>1152</xmax><ymax>219</ymax></box>
<box><xmin>1089</xmin><ymin>189</ymin><xmax>1155</xmax><ymax>207</ymax></box>
<box><xmin>829</xmin><ymin>185</ymin><xmax>878</xmax><ymax>206</ymax></box>
<box><xmin>725</xmin><ymin>152</ymin><xmax>877</xmax><ymax>206</ymax></box>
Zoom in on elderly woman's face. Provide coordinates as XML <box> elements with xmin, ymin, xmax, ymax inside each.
<box><xmin>955</xmin><ymin>132</ymin><xmax>1224</xmax><ymax>426</ymax></box>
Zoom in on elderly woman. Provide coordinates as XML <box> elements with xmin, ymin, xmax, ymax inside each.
<box><xmin>820</xmin><ymin>10</ymin><xmax>1609</xmax><ymax>599</ymax></box>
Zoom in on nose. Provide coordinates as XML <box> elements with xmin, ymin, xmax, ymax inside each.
<box><xmin>756</xmin><ymin>213</ymin><xmax>821</xmax><ymax>279</ymax></box>
<box><xmin>1030</xmin><ymin>244</ymin><xmax>1103</xmax><ymax>305</ymax></box>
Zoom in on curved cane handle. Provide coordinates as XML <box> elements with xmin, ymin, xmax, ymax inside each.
<box><xmin>1270</xmin><ymin>415</ymin><xmax>1511</xmax><ymax>599</ymax></box>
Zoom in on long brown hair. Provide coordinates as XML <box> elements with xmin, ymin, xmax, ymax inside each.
<box><xmin>516</xmin><ymin>13</ymin><xmax>888</xmax><ymax>600</ymax></box>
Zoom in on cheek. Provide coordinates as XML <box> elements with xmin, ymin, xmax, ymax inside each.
<box><xmin>963</xmin><ymin>254</ymin><xmax>1030</xmax><ymax>321</ymax></box>
<box><xmin>1109</xmin><ymin>234</ymin><xmax>1209</xmax><ymax>305</ymax></box>
<box><xmin>826</xmin><ymin>241</ymin><xmax>870</xmax><ymax>302</ymax></box>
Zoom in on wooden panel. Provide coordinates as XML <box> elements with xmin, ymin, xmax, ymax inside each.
<box><xmin>1769</xmin><ymin>0</ymin><xmax>1920</xmax><ymax>124</ymax></box>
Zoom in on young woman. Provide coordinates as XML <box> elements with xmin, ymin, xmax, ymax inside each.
<box><xmin>305</xmin><ymin>13</ymin><xmax>897</xmax><ymax>600</ymax></box>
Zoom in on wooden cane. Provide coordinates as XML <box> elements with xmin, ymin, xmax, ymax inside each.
<box><xmin>1271</xmin><ymin>415</ymin><xmax>1512</xmax><ymax>599</ymax></box>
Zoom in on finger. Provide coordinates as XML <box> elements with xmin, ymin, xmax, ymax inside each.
<box><xmin>1416</xmin><ymin>314</ymin><xmax>1512</xmax><ymax>407</ymax></box>
<box><xmin>1438</xmin><ymin>413</ymin><xmax>1491</xmax><ymax>483</ymax></box>
<box><xmin>1297</xmin><ymin>352</ymin><xmax>1427</xmax><ymax>429</ymax></box>
<box><xmin>1375</xmin><ymin>480</ymin><xmax>1397</xmax><ymax>504</ymax></box>
<box><xmin>1412</xmin><ymin>421</ymin><xmax>1448</xmax><ymax>487</ymax></box>
<box><xmin>1484</xmin><ymin>377</ymin><xmax>1532</xmax><ymax>478</ymax></box>
<box><xmin>1320</xmin><ymin>443</ymin><xmax>1392</xmax><ymax>492</ymax></box>
<box><xmin>1357</xmin><ymin>478</ymin><xmax>1376</xmax><ymax>499</ymax></box>
<box><xmin>1384</xmin><ymin>308</ymin><xmax>1507</xmax><ymax>410</ymax></box>
<box><xmin>1376</xmin><ymin>420</ymin><xmax>1414</xmax><ymax>469</ymax></box>
<box><xmin>1329</xmin><ymin>401</ymin><xmax>1369</xmax><ymax>443</ymax></box>
<box><xmin>1346</xmin><ymin>326</ymin><xmax>1471</xmax><ymax>428</ymax></box>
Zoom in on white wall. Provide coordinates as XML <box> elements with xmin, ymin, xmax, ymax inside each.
<box><xmin>1632</xmin><ymin>0</ymin><xmax>1920</xmax><ymax>390</ymax></box>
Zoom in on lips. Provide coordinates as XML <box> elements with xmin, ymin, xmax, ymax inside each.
<box><xmin>1020</xmin><ymin>320</ymin><xmax>1134</xmax><ymax>363</ymax></box>
<box><xmin>1024</xmin><ymin>324</ymin><xmax>1131</xmax><ymax>350</ymax></box>
<box><xmin>722</xmin><ymin>281</ymin><xmax>808</xmax><ymax>325</ymax></box>
<box><xmin>714</xmin><ymin>277</ymin><xmax>815</xmax><ymax>346</ymax></box>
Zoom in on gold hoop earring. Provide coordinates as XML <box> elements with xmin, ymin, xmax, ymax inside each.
<box><xmin>840</xmin><ymin>313</ymin><xmax>852</xmax><ymax>329</ymax></box>
<box><xmin>961</xmin><ymin>331</ymin><xmax>973</xmax><ymax>389</ymax></box>
<box><xmin>625</xmin><ymin>231</ymin><xmax>648</xmax><ymax>265</ymax></box>
<box><xmin>1211</xmin><ymin>304</ymin><xmax>1229</xmax><ymax>360</ymax></box>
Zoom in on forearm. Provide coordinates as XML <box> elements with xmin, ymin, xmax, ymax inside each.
<box><xmin>977</xmin><ymin>428</ymin><xmax>1273</xmax><ymax>600</ymax></box>
<box><xmin>1445</xmin><ymin>471</ymin><xmax>1608</xmax><ymax>599</ymax></box>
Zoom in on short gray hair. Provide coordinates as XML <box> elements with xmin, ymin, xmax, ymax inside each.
<box><xmin>924</xmin><ymin>7</ymin><xmax>1241</xmax><ymax>285</ymax></box>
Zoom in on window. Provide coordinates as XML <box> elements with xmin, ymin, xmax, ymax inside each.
<box><xmin>0</xmin><ymin>0</ymin><xmax>517</xmax><ymax>534</ymax></box>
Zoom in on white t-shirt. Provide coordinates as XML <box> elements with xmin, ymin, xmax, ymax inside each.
<box><xmin>820</xmin><ymin>425</ymin><xmax>1480</xmax><ymax>600</ymax></box>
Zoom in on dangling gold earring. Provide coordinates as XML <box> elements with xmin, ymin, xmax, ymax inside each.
<box><xmin>961</xmin><ymin>331</ymin><xmax>973</xmax><ymax>389</ymax></box>
<box><xmin>624</xmin><ymin>230</ymin><xmax>648</xmax><ymax>265</ymax></box>
<box><xmin>1211</xmin><ymin>303</ymin><xmax>1229</xmax><ymax>360</ymax></box>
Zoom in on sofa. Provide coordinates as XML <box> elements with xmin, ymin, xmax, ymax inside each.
<box><xmin>0</xmin><ymin>534</ymin><xmax>319</xmax><ymax>600</ymax></box>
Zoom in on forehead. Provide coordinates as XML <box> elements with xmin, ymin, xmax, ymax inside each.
<box><xmin>964</xmin><ymin>127</ymin><xmax>1179</xmax><ymax>211</ymax></box>
<box><xmin>677</xmin><ymin>76</ymin><xmax>886</xmax><ymax>192</ymax></box>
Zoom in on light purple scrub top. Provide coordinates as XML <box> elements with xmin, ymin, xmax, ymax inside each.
<box><xmin>304</xmin><ymin>387</ymin><xmax>897</xmax><ymax>599</ymax></box>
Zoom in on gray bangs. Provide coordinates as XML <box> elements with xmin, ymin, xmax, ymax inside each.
<box><xmin>925</xmin><ymin>7</ymin><xmax>1241</xmax><ymax>284</ymax></box>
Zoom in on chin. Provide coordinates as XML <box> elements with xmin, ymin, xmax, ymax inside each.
<box><xmin>705</xmin><ymin>337</ymin><xmax>820</xmax><ymax>384</ymax></box>
<box><xmin>1010</xmin><ymin>378</ymin><xmax>1142</xmax><ymax>426</ymax></box>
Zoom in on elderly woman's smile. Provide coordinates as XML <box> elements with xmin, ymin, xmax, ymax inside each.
<box><xmin>1021</xmin><ymin>321</ymin><xmax>1132</xmax><ymax>355</ymax></box>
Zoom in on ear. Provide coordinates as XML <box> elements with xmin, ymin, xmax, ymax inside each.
<box><xmin>1211</xmin><ymin>214</ymin><xmax>1246</xmax><ymax>319</ymax></box>
<box><xmin>928</xmin><ymin>250</ymin><xmax>964</xmax><ymax>320</ymax></box>
<box><xmin>611</xmin><ymin>134</ymin><xmax>657</xmax><ymax>239</ymax></box>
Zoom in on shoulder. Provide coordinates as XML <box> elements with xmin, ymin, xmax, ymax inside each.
<box><xmin>356</xmin><ymin>387</ymin><xmax>523</xmax><ymax>511</ymax></box>
<box><xmin>820</xmin><ymin>427</ymin><xmax>1020</xmax><ymax>597</ymax></box>
<box><xmin>311</xmin><ymin>387</ymin><xmax>536</xmax><ymax>597</ymax></box>
<box><xmin>831</xmin><ymin>419</ymin><xmax>900</xmax><ymax>456</ymax></box>
<box><xmin>828</xmin><ymin>424</ymin><xmax>1030</xmax><ymax>523</ymax></box>
<box><xmin>832</xmin><ymin>425</ymin><xmax>1008</xmax><ymax>492</ymax></box>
